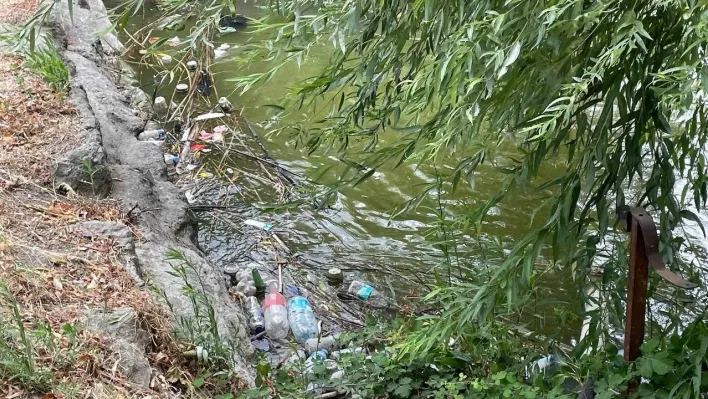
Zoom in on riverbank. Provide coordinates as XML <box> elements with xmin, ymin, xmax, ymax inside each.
<box><xmin>0</xmin><ymin>0</ymin><xmax>257</xmax><ymax>396</ymax></box>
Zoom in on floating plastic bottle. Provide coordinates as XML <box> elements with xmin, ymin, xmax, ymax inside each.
<box><xmin>287</xmin><ymin>296</ymin><xmax>318</xmax><ymax>343</ymax></box>
<box><xmin>263</xmin><ymin>283</ymin><xmax>289</xmax><ymax>339</ymax></box>
<box><xmin>245</xmin><ymin>296</ymin><xmax>265</xmax><ymax>334</ymax></box>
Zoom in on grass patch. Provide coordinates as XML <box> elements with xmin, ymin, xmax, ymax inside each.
<box><xmin>0</xmin><ymin>279</ymin><xmax>111</xmax><ymax>397</ymax></box>
<box><xmin>21</xmin><ymin>41</ymin><xmax>68</xmax><ymax>92</ymax></box>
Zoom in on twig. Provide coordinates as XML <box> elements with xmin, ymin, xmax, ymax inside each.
<box><xmin>125</xmin><ymin>203</ymin><xmax>139</xmax><ymax>218</ymax></box>
<box><xmin>188</xmin><ymin>204</ymin><xmax>243</xmax><ymax>211</ymax></box>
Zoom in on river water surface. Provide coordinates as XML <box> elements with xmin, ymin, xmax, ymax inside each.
<box><xmin>108</xmin><ymin>0</ymin><xmax>707</xmax><ymax>343</ymax></box>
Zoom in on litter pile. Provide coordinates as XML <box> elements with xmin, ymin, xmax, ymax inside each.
<box><xmin>221</xmin><ymin>233</ymin><xmax>392</xmax><ymax>396</ymax></box>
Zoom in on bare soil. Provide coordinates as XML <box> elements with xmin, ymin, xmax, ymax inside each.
<box><xmin>0</xmin><ymin>4</ymin><xmax>201</xmax><ymax>398</ymax></box>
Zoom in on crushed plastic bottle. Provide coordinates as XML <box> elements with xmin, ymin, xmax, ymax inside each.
<box><xmin>263</xmin><ymin>283</ymin><xmax>289</xmax><ymax>339</ymax></box>
<box><xmin>245</xmin><ymin>296</ymin><xmax>265</xmax><ymax>334</ymax></box>
<box><xmin>287</xmin><ymin>296</ymin><xmax>318</xmax><ymax>343</ymax></box>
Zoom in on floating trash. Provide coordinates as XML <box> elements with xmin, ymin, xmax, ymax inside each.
<box><xmin>166</xmin><ymin>36</ymin><xmax>180</xmax><ymax>47</ymax></box>
<box><xmin>186</xmin><ymin>60</ymin><xmax>198</xmax><ymax>71</ymax></box>
<box><xmin>154</xmin><ymin>97</ymin><xmax>168</xmax><ymax>118</ymax></box>
<box><xmin>245</xmin><ymin>296</ymin><xmax>265</xmax><ymax>333</ymax></box>
<box><xmin>164</xmin><ymin>153</ymin><xmax>179</xmax><ymax>165</ymax></box>
<box><xmin>138</xmin><ymin>128</ymin><xmax>166</xmax><ymax>141</ymax></box>
<box><xmin>264</xmin><ymin>283</ymin><xmax>289</xmax><ymax>339</ymax></box>
<box><xmin>212</xmin><ymin>125</ymin><xmax>227</xmax><ymax>142</ymax></box>
<box><xmin>218</xmin><ymin>97</ymin><xmax>234</xmax><ymax>113</ymax></box>
<box><xmin>199</xmin><ymin>130</ymin><xmax>213</xmax><ymax>140</ymax></box>
<box><xmin>244</xmin><ymin>219</ymin><xmax>273</xmax><ymax>231</ymax></box>
<box><xmin>194</xmin><ymin>112</ymin><xmax>225</xmax><ymax>121</ymax></box>
<box><xmin>214</xmin><ymin>48</ymin><xmax>227</xmax><ymax>59</ymax></box>
<box><xmin>218</xmin><ymin>15</ymin><xmax>248</xmax><ymax>34</ymax></box>
<box><xmin>348</xmin><ymin>281</ymin><xmax>374</xmax><ymax>300</ymax></box>
<box><xmin>305</xmin><ymin>335</ymin><xmax>339</xmax><ymax>354</ymax></box>
<box><xmin>197</xmin><ymin>68</ymin><xmax>212</xmax><ymax>95</ymax></box>
<box><xmin>324</xmin><ymin>268</ymin><xmax>344</xmax><ymax>285</ymax></box>
<box><xmin>175</xmin><ymin>83</ymin><xmax>189</xmax><ymax>94</ymax></box>
<box><xmin>190</xmin><ymin>143</ymin><xmax>206</xmax><ymax>152</ymax></box>
<box><xmin>160</xmin><ymin>55</ymin><xmax>173</xmax><ymax>64</ymax></box>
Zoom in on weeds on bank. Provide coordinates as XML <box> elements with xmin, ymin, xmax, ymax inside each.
<box><xmin>241</xmin><ymin>316</ymin><xmax>708</xmax><ymax>399</ymax></box>
<box><xmin>0</xmin><ymin>281</ymin><xmax>111</xmax><ymax>397</ymax></box>
<box><xmin>149</xmin><ymin>249</ymin><xmax>248</xmax><ymax>395</ymax></box>
<box><xmin>21</xmin><ymin>40</ymin><xmax>68</xmax><ymax>92</ymax></box>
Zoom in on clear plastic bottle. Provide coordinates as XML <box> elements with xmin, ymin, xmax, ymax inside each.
<box><xmin>245</xmin><ymin>296</ymin><xmax>265</xmax><ymax>334</ymax></box>
<box><xmin>287</xmin><ymin>296</ymin><xmax>318</xmax><ymax>343</ymax></box>
<box><xmin>263</xmin><ymin>283</ymin><xmax>289</xmax><ymax>339</ymax></box>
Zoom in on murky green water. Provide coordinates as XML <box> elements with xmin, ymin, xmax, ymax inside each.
<box><xmin>107</xmin><ymin>0</ymin><xmax>708</xmax><ymax>342</ymax></box>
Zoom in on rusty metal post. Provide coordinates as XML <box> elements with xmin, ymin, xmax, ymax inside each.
<box><xmin>624</xmin><ymin>216</ymin><xmax>649</xmax><ymax>363</ymax></box>
<box><xmin>619</xmin><ymin>206</ymin><xmax>698</xmax><ymax>394</ymax></box>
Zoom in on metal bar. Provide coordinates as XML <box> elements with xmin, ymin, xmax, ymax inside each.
<box><xmin>624</xmin><ymin>217</ymin><xmax>649</xmax><ymax>363</ymax></box>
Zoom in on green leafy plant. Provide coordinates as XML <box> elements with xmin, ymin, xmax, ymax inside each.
<box><xmin>242</xmin><ymin>316</ymin><xmax>708</xmax><ymax>398</ymax></box>
<box><xmin>79</xmin><ymin>159</ymin><xmax>106</xmax><ymax>195</ymax></box>
<box><xmin>21</xmin><ymin>40</ymin><xmax>69</xmax><ymax>92</ymax></box>
<box><xmin>158</xmin><ymin>249</ymin><xmax>245</xmax><ymax>395</ymax></box>
<box><xmin>0</xmin><ymin>283</ymin><xmax>85</xmax><ymax>394</ymax></box>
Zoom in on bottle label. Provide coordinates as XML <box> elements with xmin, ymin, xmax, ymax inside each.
<box><xmin>357</xmin><ymin>285</ymin><xmax>373</xmax><ymax>300</ymax></box>
<box><xmin>289</xmin><ymin>297</ymin><xmax>310</xmax><ymax>310</ymax></box>
<box><xmin>264</xmin><ymin>293</ymin><xmax>285</xmax><ymax>308</ymax></box>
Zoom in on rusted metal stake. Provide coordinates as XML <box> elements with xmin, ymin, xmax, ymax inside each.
<box><xmin>620</xmin><ymin>207</ymin><xmax>698</xmax><ymax>393</ymax></box>
<box><xmin>624</xmin><ymin>216</ymin><xmax>649</xmax><ymax>363</ymax></box>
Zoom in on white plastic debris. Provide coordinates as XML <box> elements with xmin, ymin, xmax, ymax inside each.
<box><xmin>194</xmin><ymin>112</ymin><xmax>225</xmax><ymax>121</ymax></box>
<box><xmin>244</xmin><ymin>219</ymin><xmax>273</xmax><ymax>231</ymax></box>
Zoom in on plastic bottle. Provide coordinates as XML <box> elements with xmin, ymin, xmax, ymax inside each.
<box><xmin>305</xmin><ymin>335</ymin><xmax>338</xmax><ymax>354</ymax></box>
<box><xmin>263</xmin><ymin>283</ymin><xmax>289</xmax><ymax>339</ymax></box>
<box><xmin>252</xmin><ymin>269</ymin><xmax>266</xmax><ymax>296</ymax></box>
<box><xmin>138</xmin><ymin>128</ymin><xmax>166</xmax><ymax>141</ymax></box>
<box><xmin>245</xmin><ymin>296</ymin><xmax>265</xmax><ymax>334</ymax></box>
<box><xmin>287</xmin><ymin>296</ymin><xmax>318</xmax><ymax>343</ymax></box>
<box><xmin>347</xmin><ymin>281</ymin><xmax>376</xmax><ymax>300</ymax></box>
